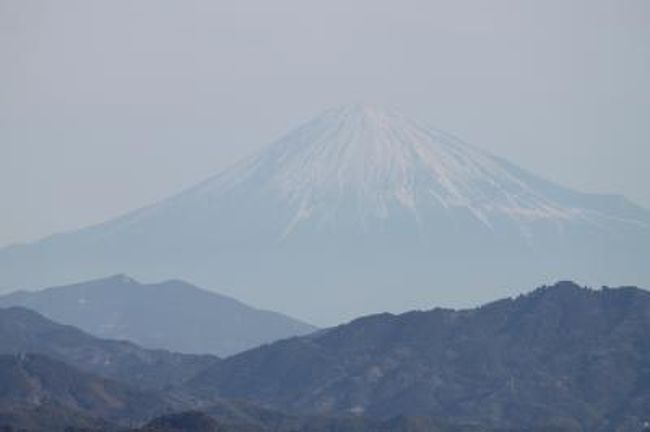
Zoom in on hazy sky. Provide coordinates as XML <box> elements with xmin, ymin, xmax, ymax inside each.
<box><xmin>1</xmin><ymin>0</ymin><xmax>649</xmax><ymax>247</ymax></box>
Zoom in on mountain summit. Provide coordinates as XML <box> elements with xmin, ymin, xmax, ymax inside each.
<box><xmin>196</xmin><ymin>104</ymin><xmax>580</xmax><ymax>236</ymax></box>
<box><xmin>1</xmin><ymin>105</ymin><xmax>649</xmax><ymax>324</ymax></box>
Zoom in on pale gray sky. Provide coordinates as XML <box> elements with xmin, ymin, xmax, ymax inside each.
<box><xmin>1</xmin><ymin>0</ymin><xmax>649</xmax><ymax>247</ymax></box>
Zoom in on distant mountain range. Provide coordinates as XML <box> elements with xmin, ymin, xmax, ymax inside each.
<box><xmin>1</xmin><ymin>105</ymin><xmax>649</xmax><ymax>324</ymax></box>
<box><xmin>0</xmin><ymin>282</ymin><xmax>649</xmax><ymax>431</ymax></box>
<box><xmin>0</xmin><ymin>275</ymin><xmax>316</xmax><ymax>356</ymax></box>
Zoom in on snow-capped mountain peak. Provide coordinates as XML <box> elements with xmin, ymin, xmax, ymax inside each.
<box><xmin>1</xmin><ymin>104</ymin><xmax>649</xmax><ymax>325</ymax></box>
<box><xmin>199</xmin><ymin>104</ymin><xmax>578</xmax><ymax>234</ymax></box>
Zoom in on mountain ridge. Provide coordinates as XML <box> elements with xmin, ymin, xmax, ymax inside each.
<box><xmin>0</xmin><ymin>274</ymin><xmax>316</xmax><ymax>356</ymax></box>
<box><xmin>0</xmin><ymin>281</ymin><xmax>649</xmax><ymax>431</ymax></box>
<box><xmin>186</xmin><ymin>282</ymin><xmax>650</xmax><ymax>431</ymax></box>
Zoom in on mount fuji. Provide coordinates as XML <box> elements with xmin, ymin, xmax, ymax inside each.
<box><xmin>1</xmin><ymin>105</ymin><xmax>649</xmax><ymax>324</ymax></box>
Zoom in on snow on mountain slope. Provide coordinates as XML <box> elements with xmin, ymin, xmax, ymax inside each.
<box><xmin>1</xmin><ymin>104</ymin><xmax>649</xmax><ymax>324</ymax></box>
<box><xmin>97</xmin><ymin>104</ymin><xmax>648</xmax><ymax>244</ymax></box>
<box><xmin>222</xmin><ymin>104</ymin><xmax>578</xmax><ymax>233</ymax></box>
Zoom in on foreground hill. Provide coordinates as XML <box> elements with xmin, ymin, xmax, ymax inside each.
<box><xmin>0</xmin><ymin>275</ymin><xmax>316</xmax><ymax>356</ymax></box>
<box><xmin>1</xmin><ymin>105</ymin><xmax>649</xmax><ymax>325</ymax></box>
<box><xmin>0</xmin><ymin>306</ymin><xmax>216</xmax><ymax>390</ymax></box>
<box><xmin>0</xmin><ymin>355</ymin><xmax>498</xmax><ymax>432</ymax></box>
<box><xmin>133</xmin><ymin>410</ymin><xmax>498</xmax><ymax>432</ymax></box>
<box><xmin>0</xmin><ymin>354</ymin><xmax>172</xmax><ymax>430</ymax></box>
<box><xmin>187</xmin><ymin>282</ymin><xmax>650</xmax><ymax>431</ymax></box>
